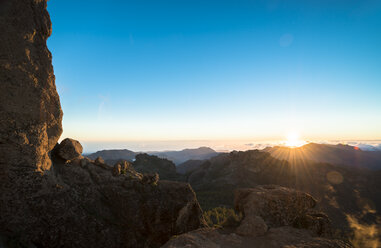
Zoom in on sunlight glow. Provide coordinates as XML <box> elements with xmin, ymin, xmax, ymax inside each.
<box><xmin>285</xmin><ymin>132</ymin><xmax>305</xmax><ymax>147</ymax></box>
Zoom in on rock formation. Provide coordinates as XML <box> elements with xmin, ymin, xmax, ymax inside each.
<box><xmin>0</xmin><ymin>0</ymin><xmax>63</xmax><ymax>172</ymax></box>
<box><xmin>162</xmin><ymin>185</ymin><xmax>352</xmax><ymax>248</ymax></box>
<box><xmin>235</xmin><ymin>185</ymin><xmax>332</xmax><ymax>237</ymax></box>
<box><xmin>54</xmin><ymin>138</ymin><xmax>83</xmax><ymax>161</ymax></box>
<box><xmin>133</xmin><ymin>153</ymin><xmax>178</xmax><ymax>180</ymax></box>
<box><xmin>0</xmin><ymin>1</ymin><xmax>204</xmax><ymax>247</ymax></box>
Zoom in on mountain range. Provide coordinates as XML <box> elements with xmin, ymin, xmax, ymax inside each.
<box><xmin>88</xmin><ymin>146</ymin><xmax>219</xmax><ymax>165</ymax></box>
<box><xmin>179</xmin><ymin>149</ymin><xmax>381</xmax><ymax>243</ymax></box>
<box><xmin>264</xmin><ymin>143</ymin><xmax>381</xmax><ymax>170</ymax></box>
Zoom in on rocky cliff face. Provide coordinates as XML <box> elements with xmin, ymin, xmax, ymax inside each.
<box><xmin>0</xmin><ymin>1</ymin><xmax>204</xmax><ymax>247</ymax></box>
<box><xmin>0</xmin><ymin>0</ymin><xmax>63</xmax><ymax>242</ymax></box>
<box><xmin>0</xmin><ymin>0</ymin><xmax>63</xmax><ymax>172</ymax></box>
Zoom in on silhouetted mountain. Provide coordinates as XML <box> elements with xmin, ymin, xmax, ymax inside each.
<box><xmin>132</xmin><ymin>153</ymin><xmax>179</xmax><ymax>180</ymax></box>
<box><xmin>264</xmin><ymin>143</ymin><xmax>381</xmax><ymax>170</ymax></box>
<box><xmin>184</xmin><ymin>149</ymin><xmax>381</xmax><ymax>242</ymax></box>
<box><xmin>177</xmin><ymin>160</ymin><xmax>206</xmax><ymax>174</ymax></box>
<box><xmin>151</xmin><ymin>147</ymin><xmax>219</xmax><ymax>165</ymax></box>
<box><xmin>87</xmin><ymin>149</ymin><xmax>137</xmax><ymax>163</ymax></box>
<box><xmin>87</xmin><ymin>147</ymin><xmax>219</xmax><ymax>166</ymax></box>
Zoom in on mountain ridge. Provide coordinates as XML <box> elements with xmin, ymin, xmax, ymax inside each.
<box><xmin>264</xmin><ymin>142</ymin><xmax>381</xmax><ymax>170</ymax></box>
<box><xmin>87</xmin><ymin>146</ymin><xmax>219</xmax><ymax>165</ymax></box>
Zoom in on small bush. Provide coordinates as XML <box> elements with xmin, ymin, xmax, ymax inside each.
<box><xmin>203</xmin><ymin>207</ymin><xmax>242</xmax><ymax>228</ymax></box>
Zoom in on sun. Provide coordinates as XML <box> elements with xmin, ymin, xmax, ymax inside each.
<box><xmin>285</xmin><ymin>132</ymin><xmax>304</xmax><ymax>147</ymax></box>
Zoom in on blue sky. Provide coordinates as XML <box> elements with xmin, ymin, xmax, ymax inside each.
<box><xmin>47</xmin><ymin>0</ymin><xmax>381</xmax><ymax>150</ymax></box>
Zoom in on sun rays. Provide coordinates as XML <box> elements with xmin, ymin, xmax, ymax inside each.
<box><xmin>284</xmin><ymin>132</ymin><xmax>306</xmax><ymax>148</ymax></box>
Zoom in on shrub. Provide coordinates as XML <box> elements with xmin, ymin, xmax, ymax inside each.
<box><xmin>203</xmin><ymin>207</ymin><xmax>242</xmax><ymax>228</ymax></box>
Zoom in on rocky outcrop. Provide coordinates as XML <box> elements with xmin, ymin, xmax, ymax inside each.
<box><xmin>0</xmin><ymin>0</ymin><xmax>63</xmax><ymax>243</ymax></box>
<box><xmin>1</xmin><ymin>138</ymin><xmax>205</xmax><ymax>248</ymax></box>
<box><xmin>162</xmin><ymin>227</ymin><xmax>351</xmax><ymax>248</ymax></box>
<box><xmin>162</xmin><ymin>185</ymin><xmax>350</xmax><ymax>248</ymax></box>
<box><xmin>54</xmin><ymin>138</ymin><xmax>83</xmax><ymax>161</ymax></box>
<box><xmin>0</xmin><ymin>1</ymin><xmax>205</xmax><ymax>247</ymax></box>
<box><xmin>235</xmin><ymin>185</ymin><xmax>316</xmax><ymax>227</ymax></box>
<box><xmin>40</xmin><ymin>158</ymin><xmax>204</xmax><ymax>247</ymax></box>
<box><xmin>133</xmin><ymin>153</ymin><xmax>178</xmax><ymax>180</ymax></box>
<box><xmin>0</xmin><ymin>0</ymin><xmax>63</xmax><ymax>172</ymax></box>
<box><xmin>235</xmin><ymin>185</ymin><xmax>332</xmax><ymax>237</ymax></box>
<box><xmin>235</xmin><ymin>215</ymin><xmax>267</xmax><ymax>237</ymax></box>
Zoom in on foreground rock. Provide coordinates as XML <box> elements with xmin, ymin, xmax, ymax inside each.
<box><xmin>235</xmin><ymin>215</ymin><xmax>267</xmax><ymax>237</ymax></box>
<box><xmin>162</xmin><ymin>227</ymin><xmax>351</xmax><ymax>248</ymax></box>
<box><xmin>1</xmin><ymin>143</ymin><xmax>205</xmax><ymax>248</ymax></box>
<box><xmin>162</xmin><ymin>185</ymin><xmax>351</xmax><ymax>248</ymax></box>
<box><xmin>48</xmin><ymin>158</ymin><xmax>204</xmax><ymax>247</ymax></box>
<box><xmin>235</xmin><ymin>185</ymin><xmax>332</xmax><ymax>237</ymax></box>
<box><xmin>54</xmin><ymin>138</ymin><xmax>83</xmax><ymax>161</ymax></box>
<box><xmin>0</xmin><ymin>1</ymin><xmax>204</xmax><ymax>247</ymax></box>
<box><xmin>0</xmin><ymin>0</ymin><xmax>63</xmax><ymax>172</ymax></box>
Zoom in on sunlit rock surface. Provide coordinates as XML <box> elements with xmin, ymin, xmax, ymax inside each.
<box><xmin>0</xmin><ymin>0</ymin><xmax>63</xmax><ymax>172</ymax></box>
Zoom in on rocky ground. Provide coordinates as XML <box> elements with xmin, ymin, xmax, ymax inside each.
<box><xmin>162</xmin><ymin>185</ymin><xmax>351</xmax><ymax>248</ymax></box>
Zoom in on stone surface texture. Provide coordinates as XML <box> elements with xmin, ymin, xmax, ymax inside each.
<box><xmin>55</xmin><ymin>138</ymin><xmax>83</xmax><ymax>161</ymax></box>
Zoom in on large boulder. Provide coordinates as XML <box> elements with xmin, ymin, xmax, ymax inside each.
<box><xmin>234</xmin><ymin>185</ymin><xmax>333</xmax><ymax>237</ymax></box>
<box><xmin>55</xmin><ymin>138</ymin><xmax>83</xmax><ymax>161</ymax></box>
<box><xmin>235</xmin><ymin>185</ymin><xmax>317</xmax><ymax>227</ymax></box>
<box><xmin>235</xmin><ymin>215</ymin><xmax>267</xmax><ymax>237</ymax></box>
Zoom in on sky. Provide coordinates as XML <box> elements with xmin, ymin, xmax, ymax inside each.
<box><xmin>47</xmin><ymin>0</ymin><xmax>381</xmax><ymax>152</ymax></box>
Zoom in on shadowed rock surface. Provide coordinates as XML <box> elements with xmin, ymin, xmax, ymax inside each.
<box><xmin>162</xmin><ymin>227</ymin><xmax>352</xmax><ymax>248</ymax></box>
<box><xmin>133</xmin><ymin>153</ymin><xmax>179</xmax><ymax>180</ymax></box>
<box><xmin>235</xmin><ymin>186</ymin><xmax>332</xmax><ymax>237</ymax></box>
<box><xmin>0</xmin><ymin>1</ymin><xmax>204</xmax><ymax>247</ymax></box>
<box><xmin>54</xmin><ymin>138</ymin><xmax>83</xmax><ymax>161</ymax></box>
<box><xmin>162</xmin><ymin>185</ymin><xmax>352</xmax><ymax>248</ymax></box>
<box><xmin>235</xmin><ymin>186</ymin><xmax>317</xmax><ymax>227</ymax></box>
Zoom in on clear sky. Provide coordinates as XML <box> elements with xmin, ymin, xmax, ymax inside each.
<box><xmin>47</xmin><ymin>0</ymin><xmax>381</xmax><ymax>150</ymax></box>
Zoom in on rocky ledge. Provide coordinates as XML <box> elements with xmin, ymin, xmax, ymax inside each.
<box><xmin>1</xmin><ymin>137</ymin><xmax>205</xmax><ymax>248</ymax></box>
<box><xmin>162</xmin><ymin>185</ymin><xmax>352</xmax><ymax>248</ymax></box>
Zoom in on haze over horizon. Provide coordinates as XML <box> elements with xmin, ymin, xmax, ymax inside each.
<box><xmin>47</xmin><ymin>0</ymin><xmax>381</xmax><ymax>147</ymax></box>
